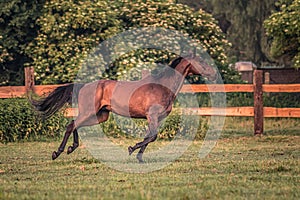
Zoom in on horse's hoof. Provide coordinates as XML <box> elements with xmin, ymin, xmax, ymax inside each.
<box><xmin>138</xmin><ymin>159</ymin><xmax>145</xmax><ymax>164</ymax></box>
<box><xmin>136</xmin><ymin>153</ymin><xmax>144</xmax><ymax>163</ymax></box>
<box><xmin>67</xmin><ymin>146</ymin><xmax>73</xmax><ymax>154</ymax></box>
<box><xmin>52</xmin><ymin>151</ymin><xmax>59</xmax><ymax>160</ymax></box>
<box><xmin>128</xmin><ymin>146</ymin><xmax>134</xmax><ymax>155</ymax></box>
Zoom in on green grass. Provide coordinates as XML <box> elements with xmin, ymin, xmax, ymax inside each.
<box><xmin>0</xmin><ymin>134</ymin><xmax>299</xmax><ymax>199</ymax></box>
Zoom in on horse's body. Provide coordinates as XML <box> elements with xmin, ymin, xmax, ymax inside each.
<box><xmin>31</xmin><ymin>55</ymin><xmax>217</xmax><ymax>162</ymax></box>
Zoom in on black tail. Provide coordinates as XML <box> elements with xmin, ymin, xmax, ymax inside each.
<box><xmin>30</xmin><ymin>83</ymin><xmax>85</xmax><ymax>119</ymax></box>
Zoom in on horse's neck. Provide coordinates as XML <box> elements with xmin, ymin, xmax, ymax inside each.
<box><xmin>172</xmin><ymin>64</ymin><xmax>191</xmax><ymax>95</ymax></box>
<box><xmin>138</xmin><ymin>63</ymin><xmax>189</xmax><ymax>96</ymax></box>
<box><xmin>157</xmin><ymin>66</ymin><xmax>188</xmax><ymax>96</ymax></box>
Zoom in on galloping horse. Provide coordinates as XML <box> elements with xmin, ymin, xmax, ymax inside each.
<box><xmin>31</xmin><ymin>54</ymin><xmax>217</xmax><ymax>163</ymax></box>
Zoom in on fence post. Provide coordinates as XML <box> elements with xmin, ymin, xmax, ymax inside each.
<box><xmin>253</xmin><ymin>68</ymin><xmax>264</xmax><ymax>135</ymax></box>
<box><xmin>25</xmin><ymin>67</ymin><xmax>35</xmax><ymax>92</ymax></box>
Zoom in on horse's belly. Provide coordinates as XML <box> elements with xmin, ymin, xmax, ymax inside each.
<box><xmin>108</xmin><ymin>81</ymin><xmax>144</xmax><ymax>117</ymax></box>
<box><xmin>110</xmin><ymin>96</ymin><xmax>146</xmax><ymax>118</ymax></box>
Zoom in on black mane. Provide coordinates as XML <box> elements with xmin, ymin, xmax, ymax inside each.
<box><xmin>151</xmin><ymin>57</ymin><xmax>184</xmax><ymax>80</ymax></box>
<box><xmin>169</xmin><ymin>57</ymin><xmax>184</xmax><ymax>69</ymax></box>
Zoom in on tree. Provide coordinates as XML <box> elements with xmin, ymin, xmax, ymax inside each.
<box><xmin>25</xmin><ymin>0</ymin><xmax>120</xmax><ymax>84</ymax></box>
<box><xmin>179</xmin><ymin>0</ymin><xmax>278</xmax><ymax>65</ymax></box>
<box><xmin>0</xmin><ymin>0</ymin><xmax>45</xmax><ymax>85</ymax></box>
<box><xmin>26</xmin><ymin>0</ymin><xmax>235</xmax><ymax>84</ymax></box>
<box><xmin>264</xmin><ymin>0</ymin><xmax>300</xmax><ymax>68</ymax></box>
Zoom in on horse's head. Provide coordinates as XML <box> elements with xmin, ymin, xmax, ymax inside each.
<box><xmin>184</xmin><ymin>55</ymin><xmax>217</xmax><ymax>82</ymax></box>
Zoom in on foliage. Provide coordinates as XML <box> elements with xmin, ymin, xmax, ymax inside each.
<box><xmin>25</xmin><ymin>0</ymin><xmax>236</xmax><ymax>84</ymax></box>
<box><xmin>0</xmin><ymin>98</ymin><xmax>207</xmax><ymax>142</ymax></box>
<box><xmin>0</xmin><ymin>0</ymin><xmax>45</xmax><ymax>86</ymax></box>
<box><xmin>112</xmin><ymin>0</ymin><xmax>236</xmax><ymax>83</ymax></box>
<box><xmin>99</xmin><ymin>111</ymin><xmax>205</xmax><ymax>140</ymax></box>
<box><xmin>264</xmin><ymin>93</ymin><xmax>300</xmax><ymax>107</ymax></box>
<box><xmin>118</xmin><ymin>0</ymin><xmax>229</xmax><ymax>62</ymax></box>
<box><xmin>180</xmin><ymin>0</ymin><xmax>278</xmax><ymax>65</ymax></box>
<box><xmin>264</xmin><ymin>0</ymin><xmax>300</xmax><ymax>68</ymax></box>
<box><xmin>0</xmin><ymin>98</ymin><xmax>68</xmax><ymax>143</ymax></box>
<box><xmin>195</xmin><ymin>91</ymin><xmax>300</xmax><ymax>108</ymax></box>
<box><xmin>225</xmin><ymin>92</ymin><xmax>300</xmax><ymax>108</ymax></box>
<box><xmin>25</xmin><ymin>0</ymin><xmax>120</xmax><ymax>84</ymax></box>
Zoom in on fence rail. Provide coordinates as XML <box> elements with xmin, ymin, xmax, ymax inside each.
<box><xmin>1</xmin><ymin>67</ymin><xmax>299</xmax><ymax>135</ymax></box>
<box><xmin>2</xmin><ymin>84</ymin><xmax>300</xmax><ymax>97</ymax></box>
<box><xmin>63</xmin><ymin>107</ymin><xmax>300</xmax><ymax>118</ymax></box>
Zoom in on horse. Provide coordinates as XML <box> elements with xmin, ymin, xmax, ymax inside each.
<box><xmin>30</xmin><ymin>54</ymin><xmax>217</xmax><ymax>163</ymax></box>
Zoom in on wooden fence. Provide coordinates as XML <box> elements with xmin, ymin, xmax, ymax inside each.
<box><xmin>1</xmin><ymin>67</ymin><xmax>300</xmax><ymax>135</ymax></box>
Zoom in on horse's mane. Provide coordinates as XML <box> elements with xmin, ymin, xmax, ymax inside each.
<box><xmin>169</xmin><ymin>57</ymin><xmax>184</xmax><ymax>69</ymax></box>
<box><xmin>151</xmin><ymin>57</ymin><xmax>184</xmax><ymax>80</ymax></box>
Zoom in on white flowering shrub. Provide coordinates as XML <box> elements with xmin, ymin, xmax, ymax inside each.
<box><xmin>110</xmin><ymin>0</ymin><xmax>233</xmax><ymax>81</ymax></box>
<box><xmin>26</xmin><ymin>0</ymin><xmax>120</xmax><ymax>84</ymax></box>
<box><xmin>26</xmin><ymin>0</ymin><xmax>235</xmax><ymax>84</ymax></box>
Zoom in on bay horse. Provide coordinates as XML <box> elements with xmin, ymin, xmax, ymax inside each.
<box><xmin>31</xmin><ymin>54</ymin><xmax>217</xmax><ymax>163</ymax></box>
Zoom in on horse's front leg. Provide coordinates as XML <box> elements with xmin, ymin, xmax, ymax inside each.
<box><xmin>128</xmin><ymin>134</ymin><xmax>157</xmax><ymax>163</ymax></box>
<box><xmin>128</xmin><ymin>114</ymin><xmax>159</xmax><ymax>163</ymax></box>
<box><xmin>136</xmin><ymin>144</ymin><xmax>148</xmax><ymax>163</ymax></box>
<box><xmin>52</xmin><ymin>120</ymin><xmax>75</xmax><ymax>160</ymax></box>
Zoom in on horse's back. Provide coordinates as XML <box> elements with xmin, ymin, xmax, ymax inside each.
<box><xmin>77</xmin><ymin>80</ymin><xmax>116</xmax><ymax>112</ymax></box>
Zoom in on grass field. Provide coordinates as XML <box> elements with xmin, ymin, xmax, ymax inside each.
<box><xmin>1</xmin><ymin>125</ymin><xmax>299</xmax><ymax>200</ymax></box>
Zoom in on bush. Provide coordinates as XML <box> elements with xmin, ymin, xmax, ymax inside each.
<box><xmin>0</xmin><ymin>98</ymin><xmax>68</xmax><ymax>143</ymax></box>
<box><xmin>99</xmin><ymin>112</ymin><xmax>209</xmax><ymax>140</ymax></box>
<box><xmin>0</xmin><ymin>98</ymin><xmax>210</xmax><ymax>143</ymax></box>
<box><xmin>25</xmin><ymin>0</ymin><xmax>236</xmax><ymax>84</ymax></box>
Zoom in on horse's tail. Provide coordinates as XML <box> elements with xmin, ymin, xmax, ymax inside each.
<box><xmin>29</xmin><ymin>83</ymin><xmax>85</xmax><ymax>119</ymax></box>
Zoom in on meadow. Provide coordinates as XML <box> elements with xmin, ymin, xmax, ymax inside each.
<box><xmin>0</xmin><ymin>117</ymin><xmax>299</xmax><ymax>200</ymax></box>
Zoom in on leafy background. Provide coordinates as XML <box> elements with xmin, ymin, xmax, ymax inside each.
<box><xmin>1</xmin><ymin>0</ymin><xmax>299</xmax><ymax>86</ymax></box>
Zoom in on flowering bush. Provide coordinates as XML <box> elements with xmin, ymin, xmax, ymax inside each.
<box><xmin>26</xmin><ymin>0</ymin><xmax>234</xmax><ymax>84</ymax></box>
<box><xmin>108</xmin><ymin>0</ymin><xmax>233</xmax><ymax>82</ymax></box>
<box><xmin>26</xmin><ymin>0</ymin><xmax>120</xmax><ymax>84</ymax></box>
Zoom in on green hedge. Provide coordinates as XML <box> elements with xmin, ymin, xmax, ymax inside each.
<box><xmin>100</xmin><ymin>113</ymin><xmax>208</xmax><ymax>140</ymax></box>
<box><xmin>0</xmin><ymin>98</ymin><xmax>210</xmax><ymax>143</ymax></box>
<box><xmin>0</xmin><ymin>98</ymin><xmax>68</xmax><ymax>143</ymax></box>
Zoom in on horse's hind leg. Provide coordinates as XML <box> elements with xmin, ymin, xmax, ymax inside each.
<box><xmin>52</xmin><ymin>110</ymin><xmax>110</xmax><ymax>160</ymax></box>
<box><xmin>66</xmin><ymin>110</ymin><xmax>110</xmax><ymax>155</ymax></box>
<box><xmin>52</xmin><ymin>120</ymin><xmax>75</xmax><ymax>160</ymax></box>
<box><xmin>67</xmin><ymin>128</ymin><xmax>79</xmax><ymax>154</ymax></box>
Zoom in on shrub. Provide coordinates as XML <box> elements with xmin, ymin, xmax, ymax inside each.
<box><xmin>0</xmin><ymin>98</ymin><xmax>68</xmax><ymax>143</ymax></box>
<box><xmin>25</xmin><ymin>0</ymin><xmax>236</xmax><ymax>84</ymax></box>
<box><xmin>99</xmin><ymin>112</ymin><xmax>209</xmax><ymax>140</ymax></box>
<box><xmin>0</xmin><ymin>98</ymin><xmax>210</xmax><ymax>143</ymax></box>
